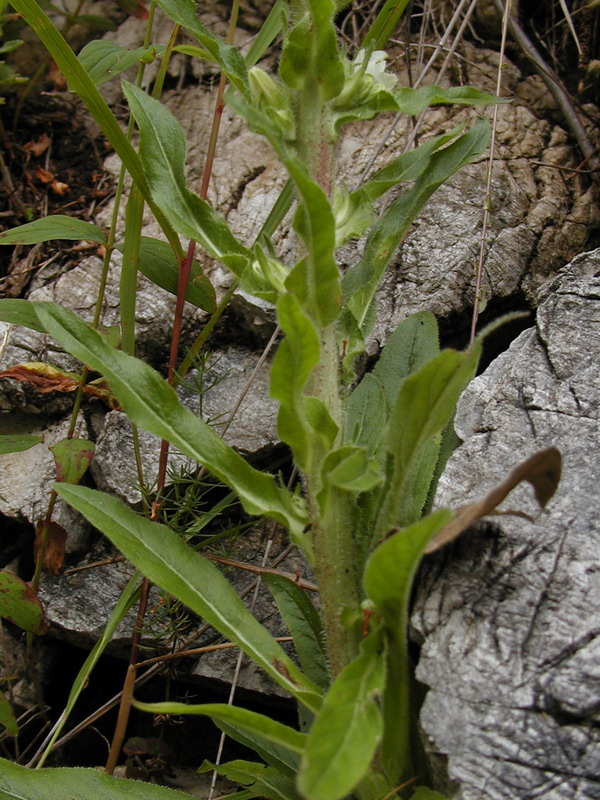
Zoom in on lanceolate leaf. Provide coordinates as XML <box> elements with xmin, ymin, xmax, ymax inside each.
<box><xmin>345</xmin><ymin>374</ymin><xmax>386</xmax><ymax>453</ymax></box>
<box><xmin>116</xmin><ymin>237</ymin><xmax>216</xmax><ymax>312</ymax></box>
<box><xmin>133</xmin><ymin>700</ymin><xmax>306</xmax><ymax>757</ymax></box>
<box><xmin>372</xmin><ymin>311</ymin><xmax>440</xmax><ymax>412</ymax></box>
<box><xmin>0</xmin><ymin>434</ymin><xmax>42</xmax><ymax>454</ymax></box>
<box><xmin>0</xmin><ymin>216</ymin><xmax>106</xmax><ymax>245</ymax></box>
<box><xmin>0</xmin><ymin>757</ymin><xmax>192</xmax><ymax>799</ymax></box>
<box><xmin>363</xmin><ymin>510</ymin><xmax>451</xmax><ymax>784</ymax></box>
<box><xmin>279</xmin><ymin>0</ymin><xmax>344</xmax><ymax>101</ymax></box>
<box><xmin>264</xmin><ymin>573</ymin><xmax>330</xmax><ymax>692</ymax></box>
<box><xmin>0</xmin><ymin>299</ymin><xmax>44</xmax><ymax>332</ymax></box>
<box><xmin>298</xmin><ymin>634</ymin><xmax>386</xmax><ymax>800</ymax></box>
<box><xmin>0</xmin><ymin>571</ymin><xmax>47</xmax><ymax>634</ymax></box>
<box><xmin>31</xmin><ymin>302</ymin><xmax>308</xmax><ymax>543</ymax></box>
<box><xmin>55</xmin><ymin>484</ymin><xmax>320</xmax><ymax>709</ymax></box>
<box><xmin>395</xmin><ymin>85</ymin><xmax>505</xmax><ymax>116</ymax></box>
<box><xmin>344</xmin><ymin>119</ymin><xmax>490</xmax><ymax>332</ymax></box>
<box><xmin>361</xmin><ymin>0</ymin><xmax>410</xmax><ymax>50</ymax></box>
<box><xmin>153</xmin><ymin>0</ymin><xmax>248</xmax><ymax>93</ymax></box>
<box><xmin>203</xmin><ymin>760</ymin><xmax>302</xmax><ymax>800</ymax></box>
<box><xmin>376</xmin><ymin>345</ymin><xmax>480</xmax><ymax>535</ymax></box>
<box><xmin>78</xmin><ymin>40</ymin><xmax>164</xmax><ymax>86</ymax></box>
<box><xmin>284</xmin><ymin>159</ymin><xmax>341</xmax><ymax>328</ymax></box>
<box><xmin>123</xmin><ymin>82</ymin><xmax>250</xmax><ymax>276</ymax></box>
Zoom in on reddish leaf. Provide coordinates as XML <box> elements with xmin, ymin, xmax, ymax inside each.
<box><xmin>34</xmin><ymin>165</ymin><xmax>54</xmax><ymax>184</ymax></box>
<box><xmin>0</xmin><ymin>362</ymin><xmax>80</xmax><ymax>394</ymax></box>
<box><xmin>0</xmin><ymin>571</ymin><xmax>47</xmax><ymax>633</ymax></box>
<box><xmin>83</xmin><ymin>377</ymin><xmax>121</xmax><ymax>410</ymax></box>
<box><xmin>50</xmin><ymin>437</ymin><xmax>95</xmax><ymax>483</ymax></box>
<box><xmin>34</xmin><ymin>520</ymin><xmax>68</xmax><ymax>576</ymax></box>
<box><xmin>425</xmin><ymin>447</ymin><xmax>562</xmax><ymax>554</ymax></box>
<box><xmin>23</xmin><ymin>133</ymin><xmax>51</xmax><ymax>157</ymax></box>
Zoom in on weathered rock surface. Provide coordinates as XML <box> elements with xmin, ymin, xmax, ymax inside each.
<box><xmin>412</xmin><ymin>248</ymin><xmax>600</xmax><ymax>799</ymax></box>
<box><xmin>0</xmin><ymin>412</ymin><xmax>90</xmax><ymax>553</ymax></box>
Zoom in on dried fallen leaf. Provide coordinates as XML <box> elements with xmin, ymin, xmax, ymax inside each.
<box><xmin>0</xmin><ymin>362</ymin><xmax>80</xmax><ymax>394</ymax></box>
<box><xmin>48</xmin><ymin>60</ymin><xmax>67</xmax><ymax>90</ymax></box>
<box><xmin>34</xmin><ymin>165</ymin><xmax>54</xmax><ymax>184</ymax></box>
<box><xmin>23</xmin><ymin>133</ymin><xmax>51</xmax><ymax>157</ymax></box>
<box><xmin>34</xmin><ymin>520</ymin><xmax>68</xmax><ymax>576</ymax></box>
<box><xmin>425</xmin><ymin>447</ymin><xmax>562</xmax><ymax>554</ymax></box>
<box><xmin>49</xmin><ymin>180</ymin><xmax>69</xmax><ymax>196</ymax></box>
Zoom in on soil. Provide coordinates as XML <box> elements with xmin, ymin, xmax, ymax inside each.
<box><xmin>0</xmin><ymin>93</ymin><xmax>113</xmax><ymax>297</ymax></box>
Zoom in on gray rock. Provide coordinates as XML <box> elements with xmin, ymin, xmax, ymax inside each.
<box><xmin>0</xmin><ymin>413</ymin><xmax>90</xmax><ymax>553</ymax></box>
<box><xmin>412</xmin><ymin>248</ymin><xmax>600</xmax><ymax>799</ymax></box>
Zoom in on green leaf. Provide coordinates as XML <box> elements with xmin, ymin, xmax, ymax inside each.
<box><xmin>0</xmin><ymin>694</ymin><xmax>18</xmax><ymax>738</ymax></box>
<box><xmin>263</xmin><ymin>573</ymin><xmax>330</xmax><ymax>693</ymax></box>
<box><xmin>153</xmin><ymin>0</ymin><xmax>248</xmax><ymax>93</ymax></box>
<box><xmin>49</xmin><ymin>438</ymin><xmax>95</xmax><ymax>484</ymax></box>
<box><xmin>202</xmin><ymin>760</ymin><xmax>302</xmax><ymax>800</ymax></box>
<box><xmin>270</xmin><ymin>293</ymin><xmax>322</xmax><ymax>470</ymax></box>
<box><xmin>0</xmin><ymin>434</ymin><xmax>42</xmax><ymax>454</ymax></box>
<box><xmin>377</xmin><ymin>344</ymin><xmax>480</xmax><ymax>534</ymax></box>
<box><xmin>0</xmin><ymin>571</ymin><xmax>46</xmax><ymax>634</ymax></box>
<box><xmin>364</xmin><ymin>510</ymin><xmax>452</xmax><ymax>639</ymax></box>
<box><xmin>285</xmin><ymin>159</ymin><xmax>341</xmax><ymax>328</ymax></box>
<box><xmin>115</xmin><ymin>236</ymin><xmax>216</xmax><ymax>313</ymax></box>
<box><xmin>356</xmin><ymin>127</ymin><xmax>465</xmax><ymax>203</ymax></box>
<box><xmin>244</xmin><ymin>0</ymin><xmax>286</xmax><ymax>68</ymax></box>
<box><xmin>298</xmin><ymin>634</ymin><xmax>386</xmax><ymax>800</ymax></box>
<box><xmin>344</xmin><ymin>119</ymin><xmax>490</xmax><ymax>333</ymax></box>
<box><xmin>133</xmin><ymin>700</ymin><xmax>306</xmax><ymax>761</ymax></box>
<box><xmin>363</xmin><ymin>510</ymin><xmax>451</xmax><ymax>784</ymax></box>
<box><xmin>54</xmin><ymin>484</ymin><xmax>320</xmax><ymax>710</ymax></box>
<box><xmin>33</xmin><ymin>302</ymin><xmax>308</xmax><ymax>544</ymax></box>
<box><xmin>322</xmin><ymin>446</ymin><xmax>382</xmax><ymax>493</ymax></box>
<box><xmin>0</xmin><ymin>299</ymin><xmax>44</xmax><ymax>332</ymax></box>
<box><xmin>78</xmin><ymin>40</ymin><xmax>162</xmax><ymax>85</ymax></box>
<box><xmin>0</xmin><ymin>216</ymin><xmax>106</xmax><ymax>245</ymax></box>
<box><xmin>372</xmin><ymin>311</ymin><xmax>439</xmax><ymax>412</ymax></box>
<box><xmin>409</xmin><ymin>788</ymin><xmax>448</xmax><ymax>800</ymax></box>
<box><xmin>0</xmin><ymin>757</ymin><xmax>193</xmax><ymax>799</ymax></box>
<box><xmin>361</xmin><ymin>0</ymin><xmax>410</xmax><ymax>50</ymax></box>
<box><xmin>395</xmin><ymin>85</ymin><xmax>505</xmax><ymax>116</ymax></box>
<box><xmin>345</xmin><ymin>374</ymin><xmax>386</xmax><ymax>454</ymax></box>
<box><xmin>279</xmin><ymin>0</ymin><xmax>344</xmax><ymax>101</ymax></box>
<box><xmin>122</xmin><ymin>82</ymin><xmax>250</xmax><ymax>277</ymax></box>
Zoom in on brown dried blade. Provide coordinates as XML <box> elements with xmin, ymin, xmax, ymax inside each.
<box><xmin>425</xmin><ymin>446</ymin><xmax>562</xmax><ymax>554</ymax></box>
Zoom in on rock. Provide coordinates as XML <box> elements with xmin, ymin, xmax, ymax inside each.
<box><xmin>412</xmin><ymin>248</ymin><xmax>600</xmax><ymax>799</ymax></box>
<box><xmin>0</xmin><ymin>412</ymin><xmax>90</xmax><ymax>554</ymax></box>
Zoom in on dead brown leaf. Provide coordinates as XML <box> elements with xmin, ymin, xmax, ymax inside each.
<box><xmin>23</xmin><ymin>133</ymin><xmax>51</xmax><ymax>157</ymax></box>
<box><xmin>34</xmin><ymin>165</ymin><xmax>54</xmax><ymax>184</ymax></box>
<box><xmin>34</xmin><ymin>520</ymin><xmax>68</xmax><ymax>576</ymax></box>
<box><xmin>49</xmin><ymin>180</ymin><xmax>69</xmax><ymax>196</ymax></box>
<box><xmin>0</xmin><ymin>362</ymin><xmax>80</xmax><ymax>394</ymax></box>
<box><xmin>425</xmin><ymin>447</ymin><xmax>562</xmax><ymax>554</ymax></box>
